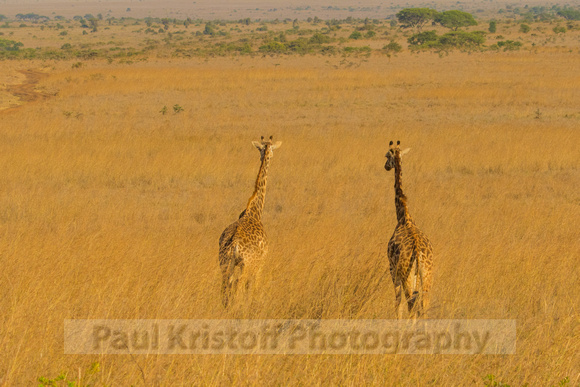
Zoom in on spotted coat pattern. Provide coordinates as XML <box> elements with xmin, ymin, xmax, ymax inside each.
<box><xmin>218</xmin><ymin>137</ymin><xmax>281</xmax><ymax>307</ymax></box>
<box><xmin>385</xmin><ymin>142</ymin><xmax>434</xmax><ymax>318</ymax></box>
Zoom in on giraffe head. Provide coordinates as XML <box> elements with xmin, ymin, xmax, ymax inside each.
<box><xmin>252</xmin><ymin>136</ymin><xmax>282</xmax><ymax>160</ymax></box>
<box><xmin>385</xmin><ymin>140</ymin><xmax>411</xmax><ymax>171</ymax></box>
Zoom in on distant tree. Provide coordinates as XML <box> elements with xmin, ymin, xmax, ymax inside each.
<box><xmin>434</xmin><ymin>10</ymin><xmax>477</xmax><ymax>30</ymax></box>
<box><xmin>0</xmin><ymin>38</ymin><xmax>24</xmax><ymax>51</ymax></box>
<box><xmin>89</xmin><ymin>18</ymin><xmax>98</xmax><ymax>32</ymax></box>
<box><xmin>407</xmin><ymin>30</ymin><xmax>439</xmax><ymax>45</ymax></box>
<box><xmin>396</xmin><ymin>8</ymin><xmax>438</xmax><ymax>31</ymax></box>
<box><xmin>557</xmin><ymin>9</ymin><xmax>580</xmax><ymax>20</ymax></box>
<box><xmin>203</xmin><ymin>23</ymin><xmax>215</xmax><ymax>35</ymax></box>
<box><xmin>519</xmin><ymin>23</ymin><xmax>530</xmax><ymax>33</ymax></box>
<box><xmin>553</xmin><ymin>25</ymin><xmax>566</xmax><ymax>33</ymax></box>
<box><xmin>309</xmin><ymin>32</ymin><xmax>330</xmax><ymax>44</ymax></box>
<box><xmin>383</xmin><ymin>41</ymin><xmax>402</xmax><ymax>53</ymax></box>
<box><xmin>438</xmin><ymin>31</ymin><xmax>485</xmax><ymax>47</ymax></box>
<box><xmin>0</xmin><ymin>15</ymin><xmax>6</xmax><ymax>21</ymax></box>
<box><xmin>488</xmin><ymin>20</ymin><xmax>497</xmax><ymax>33</ymax></box>
<box><xmin>349</xmin><ymin>30</ymin><xmax>362</xmax><ymax>40</ymax></box>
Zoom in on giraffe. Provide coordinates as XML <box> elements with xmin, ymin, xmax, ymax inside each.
<box><xmin>218</xmin><ymin>136</ymin><xmax>282</xmax><ymax>308</ymax></box>
<box><xmin>384</xmin><ymin>141</ymin><xmax>433</xmax><ymax>319</ymax></box>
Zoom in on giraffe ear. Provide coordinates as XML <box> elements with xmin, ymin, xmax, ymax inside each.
<box><xmin>271</xmin><ymin>141</ymin><xmax>282</xmax><ymax>150</ymax></box>
<box><xmin>400</xmin><ymin>148</ymin><xmax>411</xmax><ymax>156</ymax></box>
<box><xmin>252</xmin><ymin>141</ymin><xmax>264</xmax><ymax>150</ymax></box>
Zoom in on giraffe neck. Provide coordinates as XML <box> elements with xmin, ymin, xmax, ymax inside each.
<box><xmin>245</xmin><ymin>152</ymin><xmax>271</xmax><ymax>220</ymax></box>
<box><xmin>394</xmin><ymin>152</ymin><xmax>411</xmax><ymax>224</ymax></box>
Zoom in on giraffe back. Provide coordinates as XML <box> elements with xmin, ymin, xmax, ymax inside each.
<box><xmin>219</xmin><ymin>214</ymin><xmax>268</xmax><ymax>269</ymax></box>
<box><xmin>388</xmin><ymin>220</ymin><xmax>433</xmax><ymax>292</ymax></box>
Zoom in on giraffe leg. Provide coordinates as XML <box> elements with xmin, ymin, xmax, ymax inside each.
<box><xmin>220</xmin><ymin>262</ymin><xmax>233</xmax><ymax>308</ymax></box>
<box><xmin>419</xmin><ymin>260</ymin><xmax>432</xmax><ymax>319</ymax></box>
<box><xmin>406</xmin><ymin>273</ymin><xmax>420</xmax><ymax>319</ymax></box>
<box><xmin>394</xmin><ymin>282</ymin><xmax>405</xmax><ymax>319</ymax></box>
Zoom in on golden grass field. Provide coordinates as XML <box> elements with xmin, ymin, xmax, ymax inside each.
<box><xmin>0</xmin><ymin>50</ymin><xmax>579</xmax><ymax>385</ymax></box>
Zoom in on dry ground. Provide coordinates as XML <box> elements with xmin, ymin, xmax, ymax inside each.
<box><xmin>0</xmin><ymin>52</ymin><xmax>579</xmax><ymax>385</ymax></box>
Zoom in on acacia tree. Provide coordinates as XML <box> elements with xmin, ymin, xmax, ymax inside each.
<box><xmin>434</xmin><ymin>10</ymin><xmax>477</xmax><ymax>30</ymax></box>
<box><xmin>396</xmin><ymin>8</ymin><xmax>438</xmax><ymax>31</ymax></box>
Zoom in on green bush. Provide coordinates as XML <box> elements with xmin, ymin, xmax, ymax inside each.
<box><xmin>519</xmin><ymin>24</ymin><xmax>530</xmax><ymax>33</ymax></box>
<box><xmin>349</xmin><ymin>30</ymin><xmax>362</xmax><ymax>39</ymax></box>
<box><xmin>343</xmin><ymin>46</ymin><xmax>372</xmax><ymax>53</ymax></box>
<box><xmin>383</xmin><ymin>41</ymin><xmax>402</xmax><ymax>53</ymax></box>
<box><xmin>553</xmin><ymin>25</ymin><xmax>566</xmax><ymax>33</ymax></box>
<box><xmin>286</xmin><ymin>38</ymin><xmax>312</xmax><ymax>54</ymax></box>
<box><xmin>557</xmin><ymin>9</ymin><xmax>580</xmax><ymax>20</ymax></box>
<box><xmin>0</xmin><ymin>38</ymin><xmax>23</xmax><ymax>51</ymax></box>
<box><xmin>408</xmin><ymin>30</ymin><xmax>485</xmax><ymax>49</ymax></box>
<box><xmin>309</xmin><ymin>32</ymin><xmax>331</xmax><ymax>44</ymax></box>
<box><xmin>438</xmin><ymin>31</ymin><xmax>485</xmax><ymax>47</ymax></box>
<box><xmin>407</xmin><ymin>30</ymin><xmax>438</xmax><ymax>45</ymax></box>
<box><xmin>495</xmin><ymin>40</ymin><xmax>523</xmax><ymax>51</ymax></box>
<box><xmin>258</xmin><ymin>41</ymin><xmax>286</xmax><ymax>53</ymax></box>
<box><xmin>489</xmin><ymin>21</ymin><xmax>497</xmax><ymax>33</ymax></box>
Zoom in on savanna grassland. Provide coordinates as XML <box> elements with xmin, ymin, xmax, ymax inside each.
<box><xmin>0</xmin><ymin>5</ymin><xmax>579</xmax><ymax>386</ymax></box>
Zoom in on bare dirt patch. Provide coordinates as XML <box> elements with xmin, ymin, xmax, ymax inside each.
<box><xmin>0</xmin><ymin>69</ymin><xmax>51</xmax><ymax>113</ymax></box>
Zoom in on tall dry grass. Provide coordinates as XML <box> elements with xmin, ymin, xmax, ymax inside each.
<box><xmin>0</xmin><ymin>53</ymin><xmax>578</xmax><ymax>385</ymax></box>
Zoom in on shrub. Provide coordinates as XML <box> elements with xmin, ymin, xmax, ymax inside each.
<box><xmin>438</xmin><ymin>31</ymin><xmax>485</xmax><ymax>48</ymax></box>
<box><xmin>407</xmin><ymin>30</ymin><xmax>438</xmax><ymax>45</ymax></box>
<box><xmin>557</xmin><ymin>9</ymin><xmax>580</xmax><ymax>20</ymax></box>
<box><xmin>349</xmin><ymin>30</ymin><xmax>362</xmax><ymax>39</ymax></box>
<box><xmin>489</xmin><ymin>21</ymin><xmax>497</xmax><ymax>33</ymax></box>
<box><xmin>258</xmin><ymin>41</ymin><xmax>286</xmax><ymax>53</ymax></box>
<box><xmin>383</xmin><ymin>41</ymin><xmax>402</xmax><ymax>53</ymax></box>
<box><xmin>408</xmin><ymin>30</ymin><xmax>485</xmax><ymax>49</ymax></box>
<box><xmin>553</xmin><ymin>25</ymin><xmax>566</xmax><ymax>33</ymax></box>
<box><xmin>496</xmin><ymin>40</ymin><xmax>523</xmax><ymax>51</ymax></box>
<box><xmin>519</xmin><ymin>24</ymin><xmax>530</xmax><ymax>33</ymax></box>
<box><xmin>286</xmin><ymin>38</ymin><xmax>311</xmax><ymax>54</ymax></box>
<box><xmin>0</xmin><ymin>38</ymin><xmax>23</xmax><ymax>51</ymax></box>
<box><xmin>309</xmin><ymin>33</ymin><xmax>331</xmax><ymax>44</ymax></box>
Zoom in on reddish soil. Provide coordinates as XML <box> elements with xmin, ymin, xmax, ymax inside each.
<box><xmin>2</xmin><ymin>69</ymin><xmax>51</xmax><ymax>114</ymax></box>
